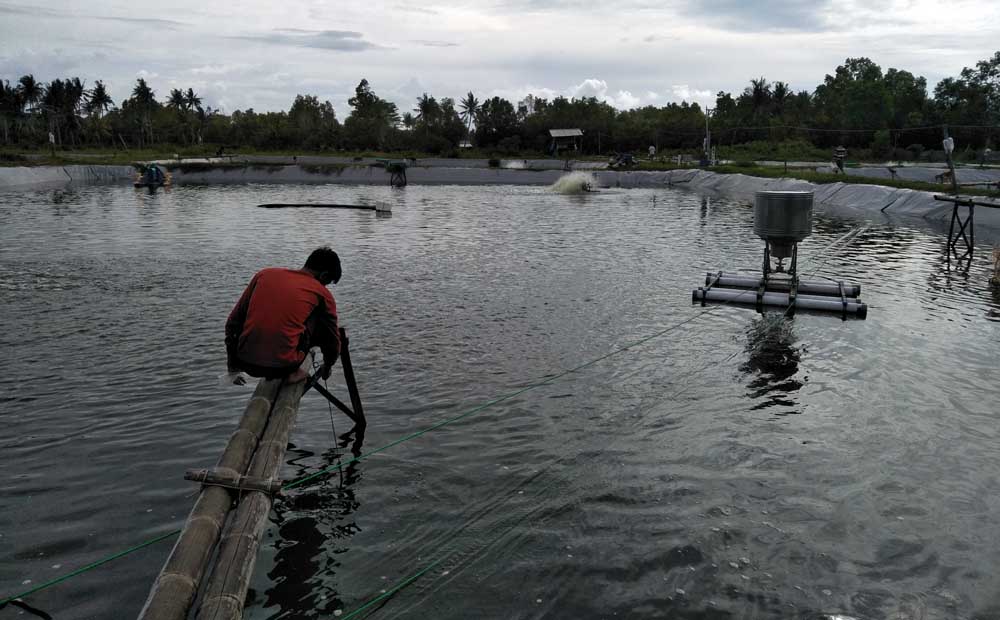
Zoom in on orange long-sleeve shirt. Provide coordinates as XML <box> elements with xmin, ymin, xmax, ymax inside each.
<box><xmin>225</xmin><ymin>267</ymin><xmax>340</xmax><ymax>369</ymax></box>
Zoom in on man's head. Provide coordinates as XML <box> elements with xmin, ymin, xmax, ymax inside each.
<box><xmin>304</xmin><ymin>246</ymin><xmax>341</xmax><ymax>285</ymax></box>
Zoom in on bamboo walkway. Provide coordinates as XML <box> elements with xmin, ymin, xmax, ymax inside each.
<box><xmin>139</xmin><ymin>329</ymin><xmax>364</xmax><ymax>620</ymax></box>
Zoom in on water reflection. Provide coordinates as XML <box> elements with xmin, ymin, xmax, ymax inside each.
<box><xmin>990</xmin><ymin>282</ymin><xmax>1000</xmax><ymax>321</ymax></box>
<box><xmin>741</xmin><ymin>316</ymin><xmax>802</xmax><ymax>413</ymax></box>
<box><xmin>259</xmin><ymin>430</ymin><xmax>365</xmax><ymax>619</ymax></box>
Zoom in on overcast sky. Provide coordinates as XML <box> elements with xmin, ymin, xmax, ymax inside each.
<box><xmin>2</xmin><ymin>0</ymin><xmax>998</xmax><ymax>118</ymax></box>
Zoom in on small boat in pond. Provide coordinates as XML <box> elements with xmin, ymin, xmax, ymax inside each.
<box><xmin>134</xmin><ymin>163</ymin><xmax>171</xmax><ymax>188</ymax></box>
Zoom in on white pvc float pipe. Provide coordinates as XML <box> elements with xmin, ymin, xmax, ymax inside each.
<box><xmin>693</xmin><ymin>288</ymin><xmax>867</xmax><ymax>318</ymax></box>
<box><xmin>704</xmin><ymin>273</ymin><xmax>861</xmax><ymax>297</ymax></box>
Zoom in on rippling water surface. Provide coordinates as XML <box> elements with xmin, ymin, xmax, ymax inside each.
<box><xmin>1</xmin><ymin>183</ymin><xmax>999</xmax><ymax>619</ymax></box>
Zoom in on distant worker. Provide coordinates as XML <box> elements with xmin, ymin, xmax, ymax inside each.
<box><xmin>833</xmin><ymin>145</ymin><xmax>847</xmax><ymax>173</ymax></box>
<box><xmin>143</xmin><ymin>164</ymin><xmax>163</xmax><ymax>185</ymax></box>
<box><xmin>648</xmin><ymin>145</ymin><xmax>656</xmax><ymax>158</ymax></box>
<box><xmin>225</xmin><ymin>247</ymin><xmax>342</xmax><ymax>384</ymax></box>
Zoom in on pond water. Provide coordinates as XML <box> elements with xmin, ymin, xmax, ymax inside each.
<box><xmin>1</xmin><ymin>182</ymin><xmax>999</xmax><ymax>619</ymax></box>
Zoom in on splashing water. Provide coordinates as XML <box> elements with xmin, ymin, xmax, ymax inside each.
<box><xmin>551</xmin><ymin>171</ymin><xmax>596</xmax><ymax>194</ymax></box>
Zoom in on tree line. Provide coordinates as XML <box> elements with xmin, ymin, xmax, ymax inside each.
<box><xmin>1</xmin><ymin>53</ymin><xmax>998</xmax><ymax>158</ymax></box>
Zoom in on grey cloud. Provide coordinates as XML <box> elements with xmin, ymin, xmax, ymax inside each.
<box><xmin>0</xmin><ymin>2</ymin><xmax>185</xmax><ymax>27</ymax></box>
<box><xmin>231</xmin><ymin>29</ymin><xmax>384</xmax><ymax>51</ymax></box>
<box><xmin>488</xmin><ymin>0</ymin><xmax>662</xmax><ymax>11</ymax></box>
<box><xmin>680</xmin><ymin>0</ymin><xmax>832</xmax><ymax>31</ymax></box>
<box><xmin>393</xmin><ymin>5</ymin><xmax>439</xmax><ymax>14</ymax></box>
<box><xmin>0</xmin><ymin>3</ymin><xmax>57</xmax><ymax>16</ymax></box>
<box><xmin>411</xmin><ymin>40</ymin><xmax>459</xmax><ymax>47</ymax></box>
<box><xmin>489</xmin><ymin>0</ymin><xmax>833</xmax><ymax>30</ymax></box>
<box><xmin>92</xmin><ymin>16</ymin><xmax>186</xmax><ymax>27</ymax></box>
<box><xmin>678</xmin><ymin>0</ymin><xmax>899</xmax><ymax>32</ymax></box>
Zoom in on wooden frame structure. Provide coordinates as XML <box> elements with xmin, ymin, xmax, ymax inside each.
<box><xmin>139</xmin><ymin>329</ymin><xmax>365</xmax><ymax>619</ymax></box>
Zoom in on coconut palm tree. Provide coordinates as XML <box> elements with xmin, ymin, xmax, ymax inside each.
<box><xmin>85</xmin><ymin>81</ymin><xmax>113</xmax><ymax>146</ymax></box>
<box><xmin>0</xmin><ymin>80</ymin><xmax>15</xmax><ymax>144</ymax></box>
<box><xmin>64</xmin><ymin>77</ymin><xmax>87</xmax><ymax>145</ymax></box>
<box><xmin>414</xmin><ymin>93</ymin><xmax>440</xmax><ymax>127</ymax></box>
<box><xmin>17</xmin><ymin>74</ymin><xmax>42</xmax><ymax>113</ymax></box>
<box><xmin>132</xmin><ymin>78</ymin><xmax>155</xmax><ymax>107</ymax></box>
<box><xmin>184</xmin><ymin>88</ymin><xmax>201</xmax><ymax>111</ymax></box>
<box><xmin>401</xmin><ymin>112</ymin><xmax>416</xmax><ymax>130</ymax></box>
<box><xmin>459</xmin><ymin>91</ymin><xmax>479</xmax><ymax>142</ymax></box>
<box><xmin>41</xmin><ymin>78</ymin><xmax>66</xmax><ymax>145</ymax></box>
<box><xmin>167</xmin><ymin>88</ymin><xmax>188</xmax><ymax>143</ymax></box>
<box><xmin>748</xmin><ymin>77</ymin><xmax>771</xmax><ymax>120</ymax></box>
<box><xmin>772</xmin><ymin>81</ymin><xmax>790</xmax><ymax>115</ymax></box>
<box><xmin>131</xmin><ymin>78</ymin><xmax>157</xmax><ymax>146</ymax></box>
<box><xmin>167</xmin><ymin>88</ymin><xmax>186</xmax><ymax>110</ymax></box>
<box><xmin>88</xmin><ymin>81</ymin><xmax>113</xmax><ymax>117</ymax></box>
<box><xmin>182</xmin><ymin>88</ymin><xmax>203</xmax><ymax>143</ymax></box>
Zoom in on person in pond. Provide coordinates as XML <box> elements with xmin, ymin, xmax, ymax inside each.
<box><xmin>225</xmin><ymin>247</ymin><xmax>341</xmax><ymax>384</ymax></box>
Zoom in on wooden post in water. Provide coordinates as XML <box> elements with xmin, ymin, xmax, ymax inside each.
<box><xmin>339</xmin><ymin>327</ymin><xmax>366</xmax><ymax>428</ymax></box>
<box><xmin>195</xmin><ymin>377</ymin><xmax>311</xmax><ymax>619</ymax></box>
<box><xmin>138</xmin><ymin>378</ymin><xmax>283</xmax><ymax>620</ymax></box>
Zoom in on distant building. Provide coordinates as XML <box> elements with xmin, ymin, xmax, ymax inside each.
<box><xmin>459</xmin><ymin>140</ymin><xmax>473</xmax><ymax>149</ymax></box>
<box><xmin>548</xmin><ymin>128</ymin><xmax>583</xmax><ymax>155</ymax></box>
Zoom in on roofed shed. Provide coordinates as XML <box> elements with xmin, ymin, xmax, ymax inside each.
<box><xmin>548</xmin><ymin>128</ymin><xmax>583</xmax><ymax>154</ymax></box>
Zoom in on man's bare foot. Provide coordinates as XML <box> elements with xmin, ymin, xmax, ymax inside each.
<box><xmin>287</xmin><ymin>367</ymin><xmax>309</xmax><ymax>384</ymax></box>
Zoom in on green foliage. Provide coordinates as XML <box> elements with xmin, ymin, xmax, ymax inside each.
<box><xmin>717</xmin><ymin>139</ymin><xmax>829</xmax><ymax>162</ymax></box>
<box><xmin>3</xmin><ymin>52</ymin><xmax>1000</xmax><ymax>159</ymax></box>
<box><xmin>871</xmin><ymin>130</ymin><xmax>892</xmax><ymax>159</ymax></box>
<box><xmin>474</xmin><ymin>97</ymin><xmax>519</xmax><ymax>148</ymax></box>
<box><xmin>343</xmin><ymin>79</ymin><xmax>399</xmax><ymax>150</ymax></box>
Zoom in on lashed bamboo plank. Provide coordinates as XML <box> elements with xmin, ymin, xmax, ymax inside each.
<box><xmin>137</xmin><ymin>378</ymin><xmax>282</xmax><ymax>620</ymax></box>
<box><xmin>195</xmin><ymin>376</ymin><xmax>311</xmax><ymax>619</ymax></box>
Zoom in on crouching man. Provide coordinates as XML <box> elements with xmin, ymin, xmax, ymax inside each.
<box><xmin>225</xmin><ymin>247</ymin><xmax>341</xmax><ymax>383</ymax></box>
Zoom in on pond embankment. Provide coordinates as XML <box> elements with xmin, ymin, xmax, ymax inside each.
<box><xmin>3</xmin><ymin>161</ymin><xmax>998</xmax><ymax>234</ymax></box>
<box><xmin>0</xmin><ymin>164</ymin><xmax>135</xmax><ymax>189</ymax></box>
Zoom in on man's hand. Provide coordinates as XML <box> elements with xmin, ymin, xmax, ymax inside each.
<box><xmin>321</xmin><ymin>362</ymin><xmax>334</xmax><ymax>380</ymax></box>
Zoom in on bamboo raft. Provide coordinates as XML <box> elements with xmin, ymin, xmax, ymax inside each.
<box><xmin>139</xmin><ymin>329</ymin><xmax>364</xmax><ymax>619</ymax></box>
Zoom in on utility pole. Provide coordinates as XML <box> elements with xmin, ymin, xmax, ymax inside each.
<box><xmin>703</xmin><ymin>108</ymin><xmax>714</xmax><ymax>165</ymax></box>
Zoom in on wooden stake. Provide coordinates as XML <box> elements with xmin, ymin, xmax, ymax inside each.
<box><xmin>339</xmin><ymin>327</ymin><xmax>366</xmax><ymax>428</ymax></box>
<box><xmin>137</xmin><ymin>378</ymin><xmax>282</xmax><ymax>620</ymax></box>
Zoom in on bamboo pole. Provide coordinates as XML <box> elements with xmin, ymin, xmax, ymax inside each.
<box><xmin>137</xmin><ymin>378</ymin><xmax>283</xmax><ymax>620</ymax></box>
<box><xmin>195</xmin><ymin>375</ymin><xmax>311</xmax><ymax>619</ymax></box>
<box><xmin>339</xmin><ymin>327</ymin><xmax>366</xmax><ymax>429</ymax></box>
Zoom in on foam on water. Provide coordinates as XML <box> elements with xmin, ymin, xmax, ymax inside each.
<box><xmin>550</xmin><ymin>171</ymin><xmax>596</xmax><ymax>194</ymax></box>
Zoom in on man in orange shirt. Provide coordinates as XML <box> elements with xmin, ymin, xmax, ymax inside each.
<box><xmin>225</xmin><ymin>247</ymin><xmax>341</xmax><ymax>383</ymax></box>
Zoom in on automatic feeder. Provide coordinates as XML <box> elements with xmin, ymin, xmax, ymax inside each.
<box><xmin>692</xmin><ymin>190</ymin><xmax>868</xmax><ymax>319</ymax></box>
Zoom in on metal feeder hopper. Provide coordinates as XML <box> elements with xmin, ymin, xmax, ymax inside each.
<box><xmin>692</xmin><ymin>191</ymin><xmax>868</xmax><ymax>319</ymax></box>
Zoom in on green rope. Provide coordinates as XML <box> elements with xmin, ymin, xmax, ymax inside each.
<box><xmin>0</xmin><ymin>226</ymin><xmax>869</xmax><ymax>609</ymax></box>
<box><xmin>0</xmin><ymin>309</ymin><xmax>711</xmax><ymax>608</ymax></box>
<box><xmin>282</xmin><ymin>307</ymin><xmax>714</xmax><ymax>491</ymax></box>
<box><xmin>0</xmin><ymin>226</ymin><xmax>864</xmax><ymax>607</ymax></box>
<box><xmin>341</xmin><ymin>556</ymin><xmax>447</xmax><ymax>620</ymax></box>
<box><xmin>340</xmin><ymin>477</ymin><xmax>565</xmax><ymax>619</ymax></box>
<box><xmin>0</xmin><ymin>529</ymin><xmax>181</xmax><ymax>607</ymax></box>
